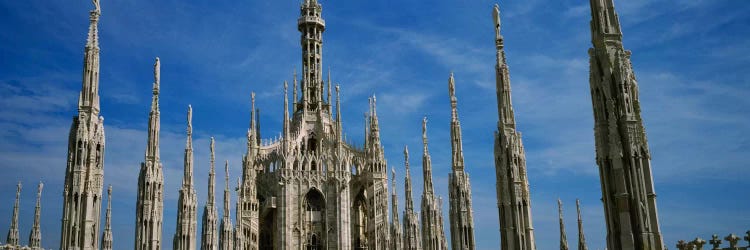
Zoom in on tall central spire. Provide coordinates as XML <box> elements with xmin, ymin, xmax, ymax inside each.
<box><xmin>297</xmin><ymin>0</ymin><xmax>326</xmax><ymax>111</ymax></box>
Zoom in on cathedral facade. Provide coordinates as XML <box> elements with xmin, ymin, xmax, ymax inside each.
<box><xmin>1</xmin><ymin>0</ymin><xmax>679</xmax><ymax>250</ymax></box>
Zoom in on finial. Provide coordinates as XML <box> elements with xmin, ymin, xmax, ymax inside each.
<box><xmin>558</xmin><ymin>198</ymin><xmax>563</xmax><ymax>217</ymax></box>
<box><xmin>107</xmin><ymin>184</ymin><xmax>112</xmax><ymax>197</ymax></box>
<box><xmin>16</xmin><ymin>181</ymin><xmax>22</xmax><ymax>196</ymax></box>
<box><xmin>284</xmin><ymin>80</ymin><xmax>288</xmax><ymax>92</ymax></box>
<box><xmin>153</xmin><ymin>57</ymin><xmax>160</xmax><ymax>95</ymax></box>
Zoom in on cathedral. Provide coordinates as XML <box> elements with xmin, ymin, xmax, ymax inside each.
<box><xmin>2</xmin><ymin>0</ymin><xmax>680</xmax><ymax>249</ymax></box>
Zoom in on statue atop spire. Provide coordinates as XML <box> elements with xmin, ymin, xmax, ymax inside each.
<box><xmin>220</xmin><ymin>160</ymin><xmax>234</xmax><ymax>250</ymax></box>
<box><xmin>173</xmin><ymin>105</ymin><xmax>197</xmax><ymax>250</ymax></box>
<box><xmin>28</xmin><ymin>182</ymin><xmax>43</xmax><ymax>249</ymax></box>
<box><xmin>93</xmin><ymin>0</ymin><xmax>101</xmax><ymax>14</ymax></box>
<box><xmin>492</xmin><ymin>4</ymin><xmax>537</xmax><ymax>249</ymax></box>
<box><xmin>447</xmin><ymin>73</ymin><xmax>476</xmax><ymax>250</ymax></box>
<box><xmin>420</xmin><ymin>115</ymin><xmax>447</xmax><ymax>250</ymax></box>
<box><xmin>102</xmin><ymin>185</ymin><xmax>113</xmax><ymax>250</ymax></box>
<box><xmin>136</xmin><ymin>57</ymin><xmax>165</xmax><ymax>250</ymax></box>
<box><xmin>402</xmin><ymin>145</ymin><xmax>422</xmax><ymax>250</ymax></box>
<box><xmin>201</xmin><ymin>137</ymin><xmax>219</xmax><ymax>250</ymax></box>
<box><xmin>6</xmin><ymin>182</ymin><xmax>21</xmax><ymax>246</ymax></box>
<box><xmin>61</xmin><ymin>0</ymin><xmax>107</xmax><ymax>247</ymax></box>
<box><xmin>493</xmin><ymin>4</ymin><xmax>501</xmax><ymax>38</ymax></box>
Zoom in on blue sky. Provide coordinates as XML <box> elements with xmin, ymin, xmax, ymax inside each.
<box><xmin>1</xmin><ymin>0</ymin><xmax>749</xmax><ymax>249</ymax></box>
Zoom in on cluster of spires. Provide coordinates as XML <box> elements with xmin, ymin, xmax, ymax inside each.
<box><xmin>3</xmin><ymin>182</ymin><xmax>111</xmax><ymax>250</ymax></box>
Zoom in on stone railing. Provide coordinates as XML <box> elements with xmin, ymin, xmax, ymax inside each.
<box><xmin>676</xmin><ymin>231</ymin><xmax>750</xmax><ymax>250</ymax></box>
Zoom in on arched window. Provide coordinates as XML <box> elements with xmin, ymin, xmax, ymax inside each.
<box><xmin>306</xmin><ymin>233</ymin><xmax>321</xmax><ymax>250</ymax></box>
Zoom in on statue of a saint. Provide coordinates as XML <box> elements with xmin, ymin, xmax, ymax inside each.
<box><xmin>493</xmin><ymin>4</ymin><xmax>502</xmax><ymax>36</ymax></box>
<box><xmin>93</xmin><ymin>0</ymin><xmax>101</xmax><ymax>14</ymax></box>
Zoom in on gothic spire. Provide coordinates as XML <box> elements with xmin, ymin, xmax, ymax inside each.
<box><xmin>102</xmin><ymin>185</ymin><xmax>113</xmax><ymax>250</ymax></box>
<box><xmin>493</xmin><ymin>4</ymin><xmax>516</xmax><ymax>130</ymax></box>
<box><xmin>588</xmin><ymin>0</ymin><xmax>665</xmax><ymax>248</ymax></box>
<box><xmin>135</xmin><ymin>57</ymin><xmax>165</xmax><ymax>250</ymax></box>
<box><xmin>78</xmin><ymin>0</ymin><xmax>102</xmax><ymax>115</ymax></box>
<box><xmin>335</xmin><ymin>85</ymin><xmax>342</xmax><ymax>141</ymax></box>
<box><xmin>146</xmin><ymin>57</ymin><xmax>161</xmax><ymax>161</ymax></box>
<box><xmin>201</xmin><ymin>137</ymin><xmax>219</xmax><ymax>250</ymax></box>
<box><xmin>6</xmin><ymin>182</ymin><xmax>20</xmax><ymax>246</ymax></box>
<box><xmin>29</xmin><ymin>182</ymin><xmax>43</xmax><ymax>248</ymax></box>
<box><xmin>589</xmin><ymin>0</ymin><xmax>623</xmax><ymax>40</ymax></box>
<box><xmin>283</xmin><ymin>81</ymin><xmax>290</xmax><ymax>145</ymax></box>
<box><xmin>420</xmin><ymin>114</ymin><xmax>447</xmax><ymax>250</ymax></box>
<box><xmin>174</xmin><ymin>105</ymin><xmax>197</xmax><ymax>250</ymax></box>
<box><xmin>403</xmin><ymin>146</ymin><xmax>414</xmax><ymax>213</ymax></box>
<box><xmin>421</xmin><ymin>116</ymin><xmax>434</xmax><ymax>195</ymax></box>
<box><xmin>449</xmin><ymin>72</ymin><xmax>465</xmax><ymax>172</ymax></box>
<box><xmin>559</xmin><ymin>199</ymin><xmax>569</xmax><ymax>250</ymax></box>
<box><xmin>208</xmin><ymin>138</ymin><xmax>216</xmax><ymax>208</ymax></box>
<box><xmin>391</xmin><ymin>169</ymin><xmax>403</xmax><ymax>250</ymax></box>
<box><xmin>402</xmin><ymin>145</ymin><xmax>422</xmax><ymax>250</ymax></box>
<box><xmin>220</xmin><ymin>160</ymin><xmax>234</xmax><ymax>250</ymax></box>
<box><xmin>576</xmin><ymin>199</ymin><xmax>588</xmax><ymax>250</ymax></box>
<box><xmin>61</xmin><ymin>1</ymin><xmax>107</xmax><ymax>248</ymax></box>
<box><xmin>447</xmin><ymin>72</ymin><xmax>476</xmax><ymax>250</ymax></box>
<box><xmin>492</xmin><ymin>4</ymin><xmax>537</xmax><ymax>249</ymax></box>
<box><xmin>223</xmin><ymin>161</ymin><xmax>231</xmax><ymax>218</ymax></box>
